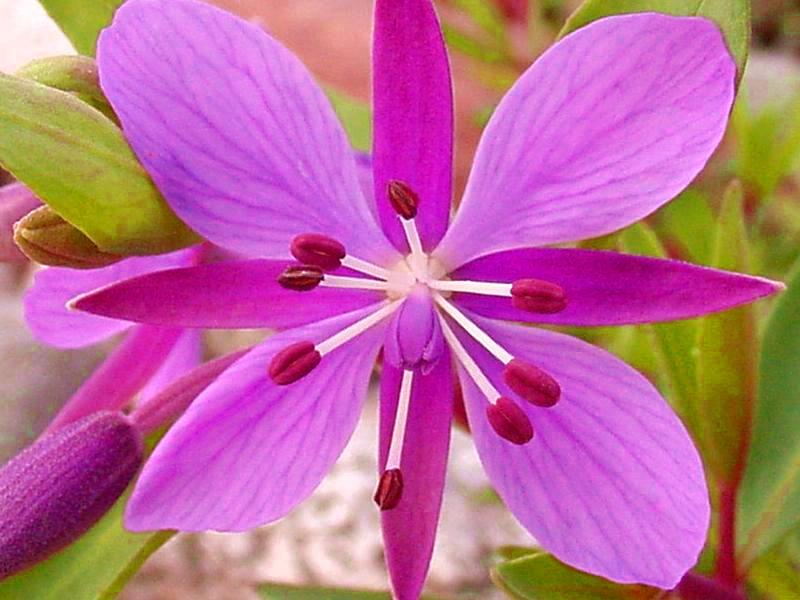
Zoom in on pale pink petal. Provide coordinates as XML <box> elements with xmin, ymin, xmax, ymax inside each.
<box><xmin>435</xmin><ymin>14</ymin><xmax>735</xmax><ymax>268</ymax></box>
<box><xmin>138</xmin><ymin>330</ymin><xmax>203</xmax><ymax>403</ymax></box>
<box><xmin>453</xmin><ymin>314</ymin><xmax>709</xmax><ymax>587</ymax></box>
<box><xmin>97</xmin><ymin>0</ymin><xmax>395</xmax><ymax>265</ymax></box>
<box><xmin>125</xmin><ymin>305</ymin><xmax>389</xmax><ymax>531</ymax></box>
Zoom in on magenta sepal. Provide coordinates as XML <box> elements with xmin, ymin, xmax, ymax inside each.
<box><xmin>0</xmin><ymin>411</ymin><xmax>143</xmax><ymax>579</ymax></box>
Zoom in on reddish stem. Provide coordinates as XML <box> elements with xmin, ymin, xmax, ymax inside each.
<box><xmin>677</xmin><ymin>572</ymin><xmax>745</xmax><ymax>600</ymax></box>
<box><xmin>716</xmin><ymin>484</ymin><xmax>739</xmax><ymax>588</ymax></box>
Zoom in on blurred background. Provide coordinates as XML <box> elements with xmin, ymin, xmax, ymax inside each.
<box><xmin>2</xmin><ymin>0</ymin><xmax>800</xmax><ymax>598</ymax></box>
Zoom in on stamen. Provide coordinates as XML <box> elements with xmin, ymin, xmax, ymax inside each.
<box><xmin>430</xmin><ymin>279</ymin><xmax>513</xmax><ymax>297</ymax></box>
<box><xmin>321</xmin><ymin>274</ymin><xmax>392</xmax><ymax>292</ymax></box>
<box><xmin>268</xmin><ymin>341</ymin><xmax>321</xmax><ymax>385</ymax></box>
<box><xmin>486</xmin><ymin>397</ymin><xmax>534</xmax><ymax>445</ymax></box>
<box><xmin>374</xmin><ymin>468</ymin><xmax>403</xmax><ymax>511</ymax></box>
<box><xmin>316</xmin><ymin>300</ymin><xmax>403</xmax><ymax>356</ymax></box>
<box><xmin>433</xmin><ymin>295</ymin><xmax>514</xmax><ymax>364</ymax></box>
<box><xmin>511</xmin><ymin>279</ymin><xmax>568</xmax><ymax>314</ymax></box>
<box><xmin>503</xmin><ymin>359</ymin><xmax>561</xmax><ymax>407</ymax></box>
<box><xmin>291</xmin><ymin>233</ymin><xmax>346</xmax><ymax>271</ymax></box>
<box><xmin>387</xmin><ymin>180</ymin><xmax>419</xmax><ymax>220</ymax></box>
<box><xmin>438</xmin><ymin>315</ymin><xmax>534</xmax><ymax>446</ymax></box>
<box><xmin>340</xmin><ymin>255</ymin><xmax>394</xmax><ymax>281</ymax></box>
<box><xmin>278</xmin><ymin>265</ymin><xmax>324</xmax><ymax>291</ymax></box>
<box><xmin>386</xmin><ymin>370</ymin><xmax>414</xmax><ymax>470</ymax></box>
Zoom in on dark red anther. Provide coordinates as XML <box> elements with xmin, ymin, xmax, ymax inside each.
<box><xmin>374</xmin><ymin>468</ymin><xmax>404</xmax><ymax>510</ymax></box>
<box><xmin>278</xmin><ymin>265</ymin><xmax>324</xmax><ymax>291</ymax></box>
<box><xmin>268</xmin><ymin>341</ymin><xmax>321</xmax><ymax>385</ymax></box>
<box><xmin>503</xmin><ymin>359</ymin><xmax>561</xmax><ymax>407</ymax></box>
<box><xmin>486</xmin><ymin>397</ymin><xmax>534</xmax><ymax>445</ymax></box>
<box><xmin>387</xmin><ymin>180</ymin><xmax>419</xmax><ymax>220</ymax></box>
<box><xmin>291</xmin><ymin>233</ymin><xmax>346</xmax><ymax>271</ymax></box>
<box><xmin>511</xmin><ymin>279</ymin><xmax>567</xmax><ymax>314</ymax></box>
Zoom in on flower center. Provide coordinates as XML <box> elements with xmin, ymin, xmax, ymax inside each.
<box><xmin>272</xmin><ymin>180</ymin><xmax>569</xmax><ymax>509</ymax></box>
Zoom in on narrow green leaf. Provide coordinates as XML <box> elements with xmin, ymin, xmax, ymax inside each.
<box><xmin>748</xmin><ymin>550</ymin><xmax>800</xmax><ymax>600</ymax></box>
<box><xmin>37</xmin><ymin>0</ymin><xmax>124</xmax><ymax>57</ymax></box>
<box><xmin>0</xmin><ymin>73</ymin><xmax>198</xmax><ymax>255</ymax></box>
<box><xmin>448</xmin><ymin>0</ymin><xmax>509</xmax><ymax>46</ymax></box>
<box><xmin>659</xmin><ymin>189</ymin><xmax>715</xmax><ymax>264</ymax></box>
<box><xmin>0</xmin><ymin>491</ymin><xmax>173</xmax><ymax>599</ymax></box>
<box><xmin>257</xmin><ymin>583</ymin><xmax>446</xmax><ymax>600</ymax></box>
<box><xmin>695</xmin><ymin>181</ymin><xmax>757</xmax><ymax>484</ymax></box>
<box><xmin>738</xmin><ymin>254</ymin><xmax>800</xmax><ymax>567</ymax></box>
<box><xmin>559</xmin><ymin>0</ymin><xmax>750</xmax><ymax>85</ymax></box>
<box><xmin>619</xmin><ymin>223</ymin><xmax>700</xmax><ymax>435</ymax></box>
<box><xmin>491</xmin><ymin>552</ymin><xmax>661</xmax><ymax>599</ymax></box>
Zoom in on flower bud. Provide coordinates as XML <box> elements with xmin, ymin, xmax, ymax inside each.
<box><xmin>384</xmin><ymin>290</ymin><xmax>444</xmax><ymax>374</ymax></box>
<box><xmin>0</xmin><ymin>411</ymin><xmax>143</xmax><ymax>579</ymax></box>
<box><xmin>14</xmin><ymin>206</ymin><xmax>122</xmax><ymax>269</ymax></box>
<box><xmin>0</xmin><ymin>183</ymin><xmax>41</xmax><ymax>263</ymax></box>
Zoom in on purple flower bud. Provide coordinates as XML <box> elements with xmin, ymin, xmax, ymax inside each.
<box><xmin>0</xmin><ymin>411</ymin><xmax>143</xmax><ymax>579</ymax></box>
<box><xmin>384</xmin><ymin>290</ymin><xmax>444</xmax><ymax>374</ymax></box>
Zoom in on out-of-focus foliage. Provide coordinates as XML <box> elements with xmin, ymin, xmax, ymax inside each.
<box><xmin>258</xmin><ymin>583</ymin><xmax>446</xmax><ymax>599</ymax></box>
<box><xmin>37</xmin><ymin>0</ymin><xmax>124</xmax><ymax>56</ymax></box>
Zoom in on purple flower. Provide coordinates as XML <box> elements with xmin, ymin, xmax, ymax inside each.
<box><xmin>73</xmin><ymin>0</ymin><xmax>781</xmax><ymax>595</ymax></box>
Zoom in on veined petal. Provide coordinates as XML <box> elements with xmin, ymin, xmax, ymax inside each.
<box><xmin>97</xmin><ymin>0</ymin><xmax>395</xmax><ymax>264</ymax></box>
<box><xmin>71</xmin><ymin>259</ymin><xmax>381</xmax><ymax>330</ymax></box>
<box><xmin>373</xmin><ymin>0</ymin><xmax>453</xmax><ymax>251</ymax></box>
<box><xmin>436</xmin><ymin>13</ymin><xmax>735</xmax><ymax>268</ymax></box>
<box><xmin>25</xmin><ymin>248</ymin><xmax>195</xmax><ymax>348</ymax></box>
<box><xmin>453</xmin><ymin>314</ymin><xmax>709</xmax><ymax>587</ymax></box>
<box><xmin>138</xmin><ymin>330</ymin><xmax>203</xmax><ymax>403</ymax></box>
<box><xmin>379</xmin><ymin>357</ymin><xmax>453</xmax><ymax>600</ymax></box>
<box><xmin>125</xmin><ymin>305</ymin><xmax>388</xmax><ymax>532</ymax></box>
<box><xmin>452</xmin><ymin>247</ymin><xmax>782</xmax><ymax>326</ymax></box>
<box><xmin>0</xmin><ymin>183</ymin><xmax>40</xmax><ymax>263</ymax></box>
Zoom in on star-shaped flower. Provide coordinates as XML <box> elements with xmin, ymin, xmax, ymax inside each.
<box><xmin>74</xmin><ymin>0</ymin><xmax>781</xmax><ymax>596</ymax></box>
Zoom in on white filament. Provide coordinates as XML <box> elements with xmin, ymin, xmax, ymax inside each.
<box><xmin>322</xmin><ymin>274</ymin><xmax>392</xmax><ymax>292</ymax></box>
<box><xmin>438</xmin><ymin>315</ymin><xmax>499</xmax><ymax>405</ymax></box>
<box><xmin>429</xmin><ymin>279</ymin><xmax>513</xmax><ymax>297</ymax></box>
<box><xmin>433</xmin><ymin>294</ymin><xmax>514</xmax><ymax>364</ymax></box>
<box><xmin>317</xmin><ymin>300</ymin><xmax>403</xmax><ymax>356</ymax></box>
<box><xmin>341</xmin><ymin>255</ymin><xmax>395</xmax><ymax>281</ymax></box>
<box><xmin>386</xmin><ymin>369</ymin><xmax>414</xmax><ymax>470</ymax></box>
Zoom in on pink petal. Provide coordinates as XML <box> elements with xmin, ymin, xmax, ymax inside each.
<box><xmin>125</xmin><ymin>305</ymin><xmax>389</xmax><ymax>532</ymax></box>
<box><xmin>379</xmin><ymin>357</ymin><xmax>453</xmax><ymax>600</ymax></box>
<box><xmin>97</xmin><ymin>0</ymin><xmax>395</xmax><ymax>265</ymax></box>
<box><xmin>373</xmin><ymin>0</ymin><xmax>453</xmax><ymax>251</ymax></box>
<box><xmin>0</xmin><ymin>183</ymin><xmax>40</xmax><ymax>263</ymax></box>
<box><xmin>453</xmin><ymin>314</ymin><xmax>709</xmax><ymax>587</ymax></box>
<box><xmin>25</xmin><ymin>249</ymin><xmax>195</xmax><ymax>349</ymax></box>
<box><xmin>435</xmin><ymin>14</ymin><xmax>735</xmax><ymax>268</ymax></box>
<box><xmin>71</xmin><ymin>259</ymin><xmax>381</xmax><ymax>330</ymax></box>
<box><xmin>138</xmin><ymin>330</ymin><xmax>203</xmax><ymax>403</ymax></box>
<box><xmin>46</xmin><ymin>326</ymin><xmax>184</xmax><ymax>433</ymax></box>
<box><xmin>452</xmin><ymin>247</ymin><xmax>782</xmax><ymax>326</ymax></box>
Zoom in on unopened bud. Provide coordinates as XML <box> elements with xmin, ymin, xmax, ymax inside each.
<box><xmin>384</xmin><ymin>290</ymin><xmax>443</xmax><ymax>374</ymax></box>
<box><xmin>268</xmin><ymin>341</ymin><xmax>321</xmax><ymax>385</ymax></box>
<box><xmin>0</xmin><ymin>411</ymin><xmax>143</xmax><ymax>579</ymax></box>
<box><xmin>14</xmin><ymin>206</ymin><xmax>122</xmax><ymax>269</ymax></box>
<box><xmin>374</xmin><ymin>468</ymin><xmax>403</xmax><ymax>510</ymax></box>
<box><xmin>387</xmin><ymin>180</ymin><xmax>419</xmax><ymax>220</ymax></box>
<box><xmin>277</xmin><ymin>265</ymin><xmax>324</xmax><ymax>291</ymax></box>
<box><xmin>0</xmin><ymin>183</ymin><xmax>41</xmax><ymax>263</ymax></box>
<box><xmin>503</xmin><ymin>359</ymin><xmax>561</xmax><ymax>407</ymax></box>
<box><xmin>486</xmin><ymin>397</ymin><xmax>533</xmax><ymax>445</ymax></box>
<box><xmin>511</xmin><ymin>279</ymin><xmax>567</xmax><ymax>314</ymax></box>
<box><xmin>290</xmin><ymin>233</ymin><xmax>346</xmax><ymax>271</ymax></box>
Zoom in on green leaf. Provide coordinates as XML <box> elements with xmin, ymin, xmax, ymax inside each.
<box><xmin>737</xmin><ymin>253</ymin><xmax>800</xmax><ymax>568</ymax></box>
<box><xmin>491</xmin><ymin>552</ymin><xmax>662</xmax><ymax>599</ymax></box>
<box><xmin>326</xmin><ymin>89</ymin><xmax>372</xmax><ymax>152</ymax></box>
<box><xmin>559</xmin><ymin>0</ymin><xmax>750</xmax><ymax>85</ymax></box>
<box><xmin>748</xmin><ymin>549</ymin><xmax>800</xmax><ymax>600</ymax></box>
<box><xmin>619</xmin><ymin>223</ymin><xmax>700</xmax><ymax>436</ymax></box>
<box><xmin>257</xmin><ymin>583</ymin><xmax>446</xmax><ymax>600</ymax></box>
<box><xmin>695</xmin><ymin>181</ymin><xmax>757</xmax><ymax>484</ymax></box>
<box><xmin>37</xmin><ymin>0</ymin><xmax>124</xmax><ymax>56</ymax></box>
<box><xmin>0</xmin><ymin>491</ymin><xmax>173</xmax><ymax>599</ymax></box>
<box><xmin>659</xmin><ymin>189</ymin><xmax>715</xmax><ymax>264</ymax></box>
<box><xmin>0</xmin><ymin>73</ymin><xmax>198</xmax><ymax>255</ymax></box>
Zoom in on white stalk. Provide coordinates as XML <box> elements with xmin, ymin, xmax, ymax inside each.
<box><xmin>317</xmin><ymin>300</ymin><xmax>402</xmax><ymax>356</ymax></box>
<box><xmin>386</xmin><ymin>369</ymin><xmax>414</xmax><ymax>470</ymax></box>
<box><xmin>341</xmin><ymin>255</ymin><xmax>395</xmax><ymax>281</ymax></box>
<box><xmin>438</xmin><ymin>315</ymin><xmax>500</xmax><ymax>405</ymax></box>
<box><xmin>322</xmin><ymin>274</ymin><xmax>392</xmax><ymax>292</ymax></box>
<box><xmin>429</xmin><ymin>279</ymin><xmax>512</xmax><ymax>297</ymax></box>
<box><xmin>433</xmin><ymin>295</ymin><xmax>514</xmax><ymax>364</ymax></box>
